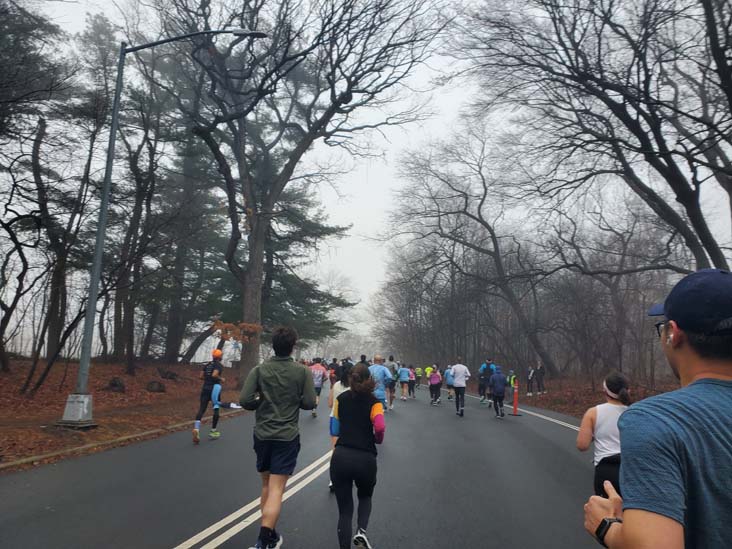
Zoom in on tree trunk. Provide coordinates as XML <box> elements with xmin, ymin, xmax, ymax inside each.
<box><xmin>163</xmin><ymin>242</ymin><xmax>188</xmax><ymax>363</ymax></box>
<box><xmin>239</xmin><ymin>220</ymin><xmax>269</xmax><ymax>386</ymax></box>
<box><xmin>0</xmin><ymin>340</ymin><xmax>9</xmax><ymax>373</ymax></box>
<box><xmin>180</xmin><ymin>326</ymin><xmax>215</xmax><ymax>364</ymax></box>
<box><xmin>98</xmin><ymin>292</ymin><xmax>110</xmax><ymax>361</ymax></box>
<box><xmin>140</xmin><ymin>301</ymin><xmax>160</xmax><ymax>360</ymax></box>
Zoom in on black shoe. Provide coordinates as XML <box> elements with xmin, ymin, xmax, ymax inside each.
<box><xmin>460</xmin><ymin>410</ymin><xmax>464</xmax><ymax>417</ymax></box>
<box><xmin>500</xmin><ymin>409</ymin><xmax>505</xmax><ymax>417</ymax></box>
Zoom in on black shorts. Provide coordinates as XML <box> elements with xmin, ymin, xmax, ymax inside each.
<box><xmin>447</xmin><ymin>384</ymin><xmax>454</xmax><ymax>390</ymax></box>
<box><xmin>387</xmin><ymin>380</ymin><xmax>396</xmax><ymax>390</ymax></box>
<box><xmin>400</xmin><ymin>381</ymin><xmax>409</xmax><ymax>388</ymax></box>
<box><xmin>253</xmin><ymin>435</ymin><xmax>301</xmax><ymax>475</ymax></box>
<box><xmin>315</xmin><ymin>386</ymin><xmax>322</xmax><ymax>396</ymax></box>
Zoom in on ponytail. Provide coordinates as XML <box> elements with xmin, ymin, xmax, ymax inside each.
<box><xmin>604</xmin><ymin>371</ymin><xmax>632</xmax><ymax>406</ymax></box>
<box><xmin>349</xmin><ymin>363</ymin><xmax>375</xmax><ymax>395</ymax></box>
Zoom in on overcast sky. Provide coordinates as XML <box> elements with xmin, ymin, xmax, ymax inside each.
<box><xmin>43</xmin><ymin>0</ymin><xmax>466</xmax><ymax>331</ymax></box>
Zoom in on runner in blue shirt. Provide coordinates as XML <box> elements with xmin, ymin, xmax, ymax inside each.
<box><xmin>398</xmin><ymin>363</ymin><xmax>411</xmax><ymax>401</ymax></box>
<box><xmin>444</xmin><ymin>366</ymin><xmax>455</xmax><ymax>401</ymax></box>
<box><xmin>368</xmin><ymin>354</ymin><xmax>392</xmax><ymax>411</ymax></box>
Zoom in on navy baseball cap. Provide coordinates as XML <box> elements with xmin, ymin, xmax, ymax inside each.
<box><xmin>648</xmin><ymin>269</ymin><xmax>732</xmax><ymax>335</ymax></box>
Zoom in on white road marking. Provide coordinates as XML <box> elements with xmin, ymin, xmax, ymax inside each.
<box><xmin>173</xmin><ymin>450</ymin><xmax>332</xmax><ymax>549</ymax></box>
<box><xmin>200</xmin><ymin>461</ymin><xmax>332</xmax><ymax>548</ymax></box>
<box><xmin>177</xmin><ymin>387</ymin><xmax>579</xmax><ymax>548</ymax></box>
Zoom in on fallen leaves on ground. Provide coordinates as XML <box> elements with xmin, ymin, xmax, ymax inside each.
<box><xmin>0</xmin><ymin>360</ymin><xmax>243</xmax><ymax>472</ymax></box>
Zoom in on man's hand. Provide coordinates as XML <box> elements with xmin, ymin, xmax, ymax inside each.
<box><xmin>584</xmin><ymin>481</ymin><xmax>623</xmax><ymax>540</ymax></box>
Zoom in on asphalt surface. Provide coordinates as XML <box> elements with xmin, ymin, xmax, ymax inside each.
<box><xmin>0</xmin><ymin>385</ymin><xmax>598</xmax><ymax>549</ymax></box>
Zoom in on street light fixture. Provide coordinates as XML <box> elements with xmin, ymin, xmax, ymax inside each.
<box><xmin>59</xmin><ymin>28</ymin><xmax>267</xmax><ymax>428</ymax></box>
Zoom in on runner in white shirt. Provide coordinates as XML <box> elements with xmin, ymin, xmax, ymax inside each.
<box><xmin>450</xmin><ymin>358</ymin><xmax>471</xmax><ymax>417</ymax></box>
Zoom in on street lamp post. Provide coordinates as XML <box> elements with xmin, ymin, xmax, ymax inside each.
<box><xmin>59</xmin><ymin>29</ymin><xmax>267</xmax><ymax>428</ymax></box>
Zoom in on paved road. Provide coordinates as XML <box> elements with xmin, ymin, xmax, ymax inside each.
<box><xmin>0</xmin><ymin>386</ymin><xmax>597</xmax><ymax>549</ymax></box>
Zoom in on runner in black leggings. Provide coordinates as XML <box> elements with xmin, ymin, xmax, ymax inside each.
<box><xmin>330</xmin><ymin>363</ymin><xmax>386</xmax><ymax>549</ymax></box>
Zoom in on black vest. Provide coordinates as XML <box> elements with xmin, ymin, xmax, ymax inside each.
<box><xmin>335</xmin><ymin>391</ymin><xmax>379</xmax><ymax>455</ymax></box>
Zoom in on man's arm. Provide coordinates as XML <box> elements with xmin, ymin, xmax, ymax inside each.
<box><xmin>300</xmin><ymin>367</ymin><xmax>317</xmax><ymax>410</ymax></box>
<box><xmin>584</xmin><ymin>483</ymin><xmax>684</xmax><ymax>549</ymax></box>
<box><xmin>239</xmin><ymin>367</ymin><xmax>260</xmax><ymax>410</ymax></box>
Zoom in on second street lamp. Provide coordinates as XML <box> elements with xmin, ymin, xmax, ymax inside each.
<box><xmin>59</xmin><ymin>28</ymin><xmax>267</xmax><ymax>428</ymax></box>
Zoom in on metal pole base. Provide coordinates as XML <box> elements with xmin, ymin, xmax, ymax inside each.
<box><xmin>57</xmin><ymin>394</ymin><xmax>97</xmax><ymax>429</ymax></box>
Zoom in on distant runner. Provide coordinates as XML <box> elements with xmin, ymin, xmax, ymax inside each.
<box><xmin>478</xmin><ymin>358</ymin><xmax>494</xmax><ymax>404</ymax></box>
<box><xmin>408</xmin><ymin>365</ymin><xmax>416</xmax><ymax>398</ymax></box>
<box><xmin>398</xmin><ymin>363</ymin><xmax>411</xmax><ymax>401</ymax></box>
<box><xmin>414</xmin><ymin>366</ymin><xmax>423</xmax><ymax>390</ymax></box>
<box><xmin>368</xmin><ymin>355</ymin><xmax>392</xmax><ymax>412</ymax></box>
<box><xmin>451</xmin><ymin>359</ymin><xmax>471</xmax><ymax>417</ymax></box>
<box><xmin>428</xmin><ymin>365</ymin><xmax>442</xmax><ymax>405</ymax></box>
<box><xmin>310</xmin><ymin>358</ymin><xmax>328</xmax><ymax>418</ymax></box>
<box><xmin>444</xmin><ymin>365</ymin><xmax>455</xmax><ymax>401</ymax></box>
<box><xmin>384</xmin><ymin>356</ymin><xmax>399</xmax><ymax>410</ymax></box>
<box><xmin>489</xmin><ymin>365</ymin><xmax>508</xmax><ymax>418</ymax></box>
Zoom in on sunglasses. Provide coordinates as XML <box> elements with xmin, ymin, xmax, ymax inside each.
<box><xmin>654</xmin><ymin>321</ymin><xmax>667</xmax><ymax>337</ymax></box>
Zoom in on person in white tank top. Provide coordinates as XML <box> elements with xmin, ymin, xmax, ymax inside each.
<box><xmin>577</xmin><ymin>372</ymin><xmax>631</xmax><ymax>497</ymax></box>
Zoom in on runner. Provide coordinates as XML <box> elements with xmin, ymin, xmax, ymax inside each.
<box><xmin>309</xmin><ymin>358</ymin><xmax>328</xmax><ymax>418</ymax></box>
<box><xmin>444</xmin><ymin>364</ymin><xmax>455</xmax><ymax>401</ymax></box>
<box><xmin>398</xmin><ymin>362</ymin><xmax>411</xmax><ymax>400</ymax></box>
<box><xmin>407</xmin><ymin>365</ymin><xmax>416</xmax><ymax>398</ymax></box>
<box><xmin>478</xmin><ymin>358</ymin><xmax>493</xmax><ymax>404</ymax></box>
<box><xmin>428</xmin><ymin>365</ymin><xmax>442</xmax><ymax>405</ymax></box>
<box><xmin>451</xmin><ymin>358</ymin><xmax>471</xmax><ymax>417</ymax></box>
<box><xmin>414</xmin><ymin>366</ymin><xmax>423</xmax><ymax>390</ymax></box>
<box><xmin>367</xmin><ymin>355</ymin><xmax>392</xmax><ymax>412</ymax></box>
<box><xmin>488</xmin><ymin>365</ymin><xmax>508</xmax><ymax>418</ymax></box>
<box><xmin>329</xmin><ymin>358</ymin><xmax>340</xmax><ymax>388</ymax></box>
<box><xmin>384</xmin><ymin>355</ymin><xmax>399</xmax><ymax>410</ymax></box>
<box><xmin>576</xmin><ymin>371</ymin><xmax>631</xmax><ymax>497</ymax></box>
<box><xmin>424</xmin><ymin>364</ymin><xmax>434</xmax><ymax>382</ymax></box>
<box><xmin>330</xmin><ymin>363</ymin><xmax>386</xmax><ymax>549</ymax></box>
<box><xmin>240</xmin><ymin>326</ymin><xmax>317</xmax><ymax>549</ymax></box>
<box><xmin>192</xmin><ymin>349</ymin><xmax>241</xmax><ymax>444</ymax></box>
<box><xmin>328</xmin><ymin>360</ymin><xmax>352</xmax><ymax>491</ymax></box>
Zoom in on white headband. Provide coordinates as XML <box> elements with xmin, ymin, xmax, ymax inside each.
<box><xmin>603</xmin><ymin>381</ymin><xmax>620</xmax><ymax>400</ymax></box>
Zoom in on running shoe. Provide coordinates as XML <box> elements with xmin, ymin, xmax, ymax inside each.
<box><xmin>389</xmin><ymin>404</ymin><xmax>394</xmax><ymax>410</ymax></box>
<box><xmin>192</xmin><ymin>428</ymin><xmax>200</xmax><ymax>445</ymax></box>
<box><xmin>459</xmin><ymin>409</ymin><xmax>464</xmax><ymax>417</ymax></box>
<box><xmin>248</xmin><ymin>534</ymin><xmax>283</xmax><ymax>548</ymax></box>
<box><xmin>230</xmin><ymin>403</ymin><xmax>242</xmax><ymax>409</ymax></box>
<box><xmin>209</xmin><ymin>430</ymin><xmax>221</xmax><ymax>439</ymax></box>
<box><xmin>353</xmin><ymin>529</ymin><xmax>373</xmax><ymax>548</ymax></box>
<box><xmin>312</xmin><ymin>411</ymin><xmax>317</xmax><ymax>418</ymax></box>
<box><xmin>500</xmin><ymin>409</ymin><xmax>505</xmax><ymax>418</ymax></box>
<box><xmin>527</xmin><ymin>392</ymin><xmax>533</xmax><ymax>396</ymax></box>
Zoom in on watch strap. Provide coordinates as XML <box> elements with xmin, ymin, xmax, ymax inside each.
<box><xmin>595</xmin><ymin>517</ymin><xmax>623</xmax><ymax>547</ymax></box>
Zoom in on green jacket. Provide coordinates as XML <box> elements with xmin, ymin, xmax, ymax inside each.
<box><xmin>239</xmin><ymin>356</ymin><xmax>317</xmax><ymax>441</ymax></box>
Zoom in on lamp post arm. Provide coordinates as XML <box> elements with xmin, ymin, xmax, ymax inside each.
<box><xmin>125</xmin><ymin>30</ymin><xmax>261</xmax><ymax>54</ymax></box>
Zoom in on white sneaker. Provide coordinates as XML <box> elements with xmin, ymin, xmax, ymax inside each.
<box><xmin>230</xmin><ymin>403</ymin><xmax>242</xmax><ymax>409</ymax></box>
<box><xmin>353</xmin><ymin>529</ymin><xmax>372</xmax><ymax>548</ymax></box>
<box><xmin>389</xmin><ymin>404</ymin><xmax>394</xmax><ymax>410</ymax></box>
<box><xmin>527</xmin><ymin>392</ymin><xmax>533</xmax><ymax>396</ymax></box>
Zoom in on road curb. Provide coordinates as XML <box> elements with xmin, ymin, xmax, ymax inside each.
<box><xmin>0</xmin><ymin>409</ymin><xmax>246</xmax><ymax>471</ymax></box>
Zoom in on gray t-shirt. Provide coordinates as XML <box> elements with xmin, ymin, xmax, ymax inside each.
<box><xmin>619</xmin><ymin>379</ymin><xmax>732</xmax><ymax>548</ymax></box>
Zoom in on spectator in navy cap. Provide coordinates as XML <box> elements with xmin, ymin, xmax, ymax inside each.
<box><xmin>583</xmin><ymin>269</ymin><xmax>732</xmax><ymax>549</ymax></box>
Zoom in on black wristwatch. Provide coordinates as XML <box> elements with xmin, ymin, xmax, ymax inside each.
<box><xmin>595</xmin><ymin>517</ymin><xmax>622</xmax><ymax>547</ymax></box>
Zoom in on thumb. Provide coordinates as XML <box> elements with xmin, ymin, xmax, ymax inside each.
<box><xmin>604</xmin><ymin>481</ymin><xmax>621</xmax><ymax>500</ymax></box>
